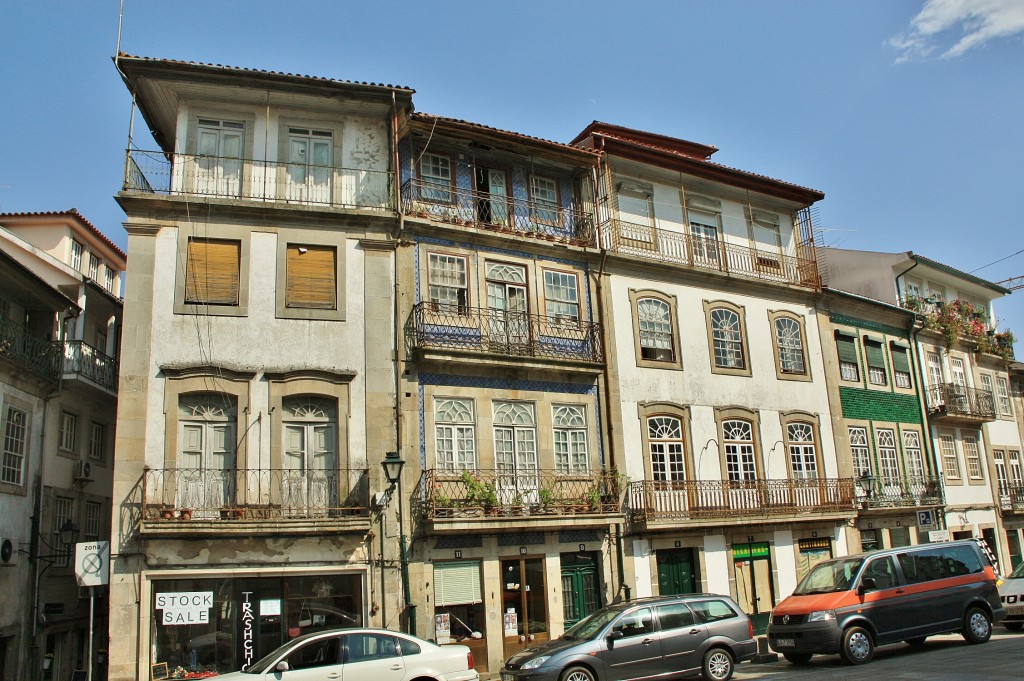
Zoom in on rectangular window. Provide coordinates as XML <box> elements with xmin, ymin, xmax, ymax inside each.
<box><xmin>964</xmin><ymin>434</ymin><xmax>983</xmax><ymax>479</ymax></box>
<box><xmin>88</xmin><ymin>254</ymin><xmax>100</xmax><ymax>280</ymax></box>
<box><xmin>1010</xmin><ymin>451</ymin><xmax>1024</xmax><ymax>487</ymax></box>
<box><xmin>89</xmin><ymin>422</ymin><xmax>105</xmax><ymax>462</ymax></box>
<box><xmin>981</xmin><ymin>373</ymin><xmax>995</xmax><ymax>404</ymax></box>
<box><xmin>69</xmin><ymin>240</ymin><xmax>83</xmax><ymax>270</ymax></box>
<box><xmin>59</xmin><ymin>411</ymin><xmax>77</xmax><ymax>452</ymax></box>
<box><xmin>890</xmin><ymin>343</ymin><xmax>912</xmax><ymax>388</ymax></box>
<box><xmin>543</xmin><ymin>270</ymin><xmax>579</xmax><ymax>321</ymax></box>
<box><xmin>104</xmin><ymin>267</ymin><xmax>115</xmax><ymax>293</ymax></box>
<box><xmin>553</xmin><ymin>405</ymin><xmax>588</xmax><ymax>475</ymax></box>
<box><xmin>185</xmin><ymin>238</ymin><xmax>240</xmax><ymax>305</ymax></box>
<box><xmin>864</xmin><ymin>337</ymin><xmax>887</xmax><ymax>386</ymax></box>
<box><xmin>997</xmin><ymin>377</ymin><xmax>1012</xmax><ymax>416</ymax></box>
<box><xmin>2</xmin><ymin>406</ymin><xmax>28</xmax><ymax>485</ymax></box>
<box><xmin>54</xmin><ymin>496</ymin><xmax>74</xmax><ymax>567</ymax></box>
<box><xmin>420</xmin><ymin>153</ymin><xmax>452</xmax><ymax>202</ymax></box>
<box><xmin>530</xmin><ymin>176</ymin><xmax>560</xmax><ymax>225</ymax></box>
<box><xmin>940</xmin><ymin>434</ymin><xmax>961</xmax><ymax>479</ymax></box>
<box><xmin>285</xmin><ymin>244</ymin><xmax>337</xmax><ymax>309</ymax></box>
<box><xmin>84</xmin><ymin>500</ymin><xmax>102</xmax><ymax>541</ymax></box>
<box><xmin>836</xmin><ymin>332</ymin><xmax>859</xmax><ymax>382</ymax></box>
<box><xmin>995</xmin><ymin>450</ymin><xmax>1008</xmax><ymax>494</ymax></box>
<box><xmin>428</xmin><ymin>254</ymin><xmax>468</xmax><ymax>312</ymax></box>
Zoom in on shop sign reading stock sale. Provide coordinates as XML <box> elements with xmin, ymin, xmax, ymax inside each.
<box><xmin>155</xmin><ymin>592</ymin><xmax>214</xmax><ymax>625</ymax></box>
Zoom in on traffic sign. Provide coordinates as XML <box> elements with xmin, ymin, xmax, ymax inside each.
<box><xmin>917</xmin><ymin>510</ymin><xmax>935</xmax><ymax>527</ymax></box>
<box><xmin>74</xmin><ymin>541</ymin><xmax>109</xmax><ymax>587</ymax></box>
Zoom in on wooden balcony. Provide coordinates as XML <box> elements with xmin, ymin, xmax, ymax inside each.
<box><xmin>137</xmin><ymin>467</ymin><xmax>370</xmax><ymax>535</ymax></box>
<box><xmin>858</xmin><ymin>475</ymin><xmax>944</xmax><ymax>509</ymax></box>
<box><xmin>59</xmin><ymin>340</ymin><xmax>118</xmax><ymax>393</ymax></box>
<box><xmin>400</xmin><ymin>178</ymin><xmax>596</xmax><ymax>244</ymax></box>
<box><xmin>628</xmin><ymin>478</ymin><xmax>855</xmax><ymax>526</ymax></box>
<box><xmin>407</xmin><ymin>302</ymin><xmax>603</xmax><ymax>366</ymax></box>
<box><xmin>926</xmin><ymin>383</ymin><xmax>996</xmax><ymax>423</ymax></box>
<box><xmin>419</xmin><ymin>468</ymin><xmax>623</xmax><ymax>531</ymax></box>
<box><xmin>600</xmin><ymin>219</ymin><xmax>819</xmax><ymax>289</ymax></box>
<box><xmin>122</xmin><ymin>149</ymin><xmax>394</xmax><ymax>212</ymax></box>
<box><xmin>0</xmin><ymin>317</ymin><xmax>60</xmax><ymax>381</ymax></box>
<box><xmin>998</xmin><ymin>484</ymin><xmax>1024</xmax><ymax>514</ymax></box>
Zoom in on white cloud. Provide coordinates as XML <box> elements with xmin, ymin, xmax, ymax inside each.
<box><xmin>890</xmin><ymin>0</ymin><xmax>1024</xmax><ymax>61</ymax></box>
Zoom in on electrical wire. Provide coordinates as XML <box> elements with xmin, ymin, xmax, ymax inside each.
<box><xmin>969</xmin><ymin>247</ymin><xmax>1024</xmax><ymax>274</ymax></box>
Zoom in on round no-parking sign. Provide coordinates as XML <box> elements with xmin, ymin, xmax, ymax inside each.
<box><xmin>74</xmin><ymin>541</ymin><xmax>110</xmax><ymax>588</ymax></box>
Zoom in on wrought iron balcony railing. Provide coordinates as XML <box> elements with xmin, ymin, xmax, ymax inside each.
<box><xmin>857</xmin><ymin>475</ymin><xmax>944</xmax><ymax>508</ymax></box>
<box><xmin>421</xmin><ymin>468</ymin><xmax>621</xmax><ymax>519</ymax></box>
<box><xmin>628</xmin><ymin>478</ymin><xmax>855</xmax><ymax>522</ymax></box>
<box><xmin>408</xmin><ymin>302</ymin><xmax>604</xmax><ymax>364</ymax></box>
<box><xmin>0</xmin><ymin>318</ymin><xmax>60</xmax><ymax>380</ymax></box>
<box><xmin>400</xmin><ymin>178</ymin><xmax>596</xmax><ymax>244</ymax></box>
<box><xmin>926</xmin><ymin>383</ymin><xmax>996</xmax><ymax>421</ymax></box>
<box><xmin>123</xmin><ymin>149</ymin><xmax>395</xmax><ymax>211</ymax></box>
<box><xmin>600</xmin><ymin>219</ymin><xmax>819</xmax><ymax>289</ymax></box>
<box><xmin>59</xmin><ymin>340</ymin><xmax>118</xmax><ymax>392</ymax></box>
<box><xmin>140</xmin><ymin>467</ymin><xmax>370</xmax><ymax>521</ymax></box>
<box><xmin>998</xmin><ymin>484</ymin><xmax>1024</xmax><ymax>513</ymax></box>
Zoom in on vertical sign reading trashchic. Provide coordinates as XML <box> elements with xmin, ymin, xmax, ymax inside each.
<box><xmin>155</xmin><ymin>592</ymin><xmax>214</xmax><ymax>625</ymax></box>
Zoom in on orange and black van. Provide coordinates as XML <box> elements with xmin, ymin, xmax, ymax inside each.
<box><xmin>767</xmin><ymin>539</ymin><xmax>1005</xmax><ymax>665</ymax></box>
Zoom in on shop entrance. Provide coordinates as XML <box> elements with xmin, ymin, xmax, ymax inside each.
<box><xmin>560</xmin><ymin>552</ymin><xmax>600</xmax><ymax>628</ymax></box>
<box><xmin>732</xmin><ymin>542</ymin><xmax>774</xmax><ymax>635</ymax></box>
<box><xmin>656</xmin><ymin>548</ymin><xmax>697</xmax><ymax>595</ymax></box>
<box><xmin>501</xmin><ymin>557</ymin><xmax>548</xmax><ymax>660</ymax></box>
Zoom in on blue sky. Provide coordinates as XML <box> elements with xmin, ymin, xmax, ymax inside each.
<box><xmin>2</xmin><ymin>1</ymin><xmax>1023</xmax><ymax>341</ymax></box>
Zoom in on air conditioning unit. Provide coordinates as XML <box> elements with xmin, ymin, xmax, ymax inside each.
<box><xmin>0</xmin><ymin>537</ymin><xmax>15</xmax><ymax>564</ymax></box>
<box><xmin>74</xmin><ymin>459</ymin><xmax>93</xmax><ymax>481</ymax></box>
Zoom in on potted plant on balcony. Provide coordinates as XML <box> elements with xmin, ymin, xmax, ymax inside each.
<box><xmin>178</xmin><ymin>508</ymin><xmax>192</xmax><ymax>521</ymax></box>
<box><xmin>534</xmin><ymin>488</ymin><xmax>556</xmax><ymax>514</ymax></box>
<box><xmin>433</xmin><ymin>490</ymin><xmax>454</xmax><ymax>518</ymax></box>
<box><xmin>461</xmin><ymin>471</ymin><xmax>498</xmax><ymax>515</ymax></box>
<box><xmin>585</xmin><ymin>487</ymin><xmax>603</xmax><ymax>512</ymax></box>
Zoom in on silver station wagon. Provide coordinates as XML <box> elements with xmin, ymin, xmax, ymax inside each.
<box><xmin>500</xmin><ymin>595</ymin><xmax>757</xmax><ymax>681</ymax></box>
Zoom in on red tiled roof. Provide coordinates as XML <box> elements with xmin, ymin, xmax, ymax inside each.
<box><xmin>412</xmin><ymin>112</ymin><xmax>600</xmax><ymax>159</ymax></box>
<box><xmin>0</xmin><ymin>209</ymin><xmax>126</xmax><ymax>261</ymax></box>
<box><xmin>116</xmin><ymin>53</ymin><xmax>415</xmax><ymax>93</ymax></box>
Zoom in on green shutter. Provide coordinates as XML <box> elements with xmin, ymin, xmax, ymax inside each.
<box><xmin>864</xmin><ymin>338</ymin><xmax>885</xmax><ymax>369</ymax></box>
<box><xmin>891</xmin><ymin>343</ymin><xmax>911</xmax><ymax>373</ymax></box>
<box><xmin>434</xmin><ymin>561</ymin><xmax>482</xmax><ymax>606</ymax></box>
<box><xmin>835</xmin><ymin>332</ymin><xmax>858</xmax><ymax>364</ymax></box>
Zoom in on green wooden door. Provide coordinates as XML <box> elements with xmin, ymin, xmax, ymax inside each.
<box><xmin>656</xmin><ymin>548</ymin><xmax>696</xmax><ymax>596</ymax></box>
<box><xmin>560</xmin><ymin>553</ymin><xmax>600</xmax><ymax>627</ymax></box>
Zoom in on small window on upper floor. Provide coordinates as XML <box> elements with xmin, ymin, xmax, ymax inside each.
<box><xmin>637</xmin><ymin>298</ymin><xmax>675</xmax><ymax>362</ymax></box>
<box><xmin>543</xmin><ymin>270</ymin><xmax>579</xmax><ymax>322</ymax></box>
<box><xmin>707</xmin><ymin>303</ymin><xmax>749</xmax><ymax>376</ymax></box>
<box><xmin>863</xmin><ymin>337</ymin><xmax>887</xmax><ymax>386</ymax></box>
<box><xmin>428</xmin><ymin>253</ymin><xmax>468</xmax><ymax>313</ymax></box>
<box><xmin>286</xmin><ymin>244</ymin><xmax>337</xmax><ymax>310</ymax></box>
<box><xmin>185</xmin><ymin>238</ymin><xmax>241</xmax><ymax>306</ymax></box>
<box><xmin>997</xmin><ymin>376</ymin><xmax>1013</xmax><ymax>416</ymax></box>
<box><xmin>771</xmin><ymin>313</ymin><xmax>807</xmax><ymax>379</ymax></box>
<box><xmin>835</xmin><ymin>332</ymin><xmax>860</xmax><ymax>382</ymax></box>
<box><xmin>890</xmin><ymin>342</ymin><xmax>913</xmax><ymax>388</ymax></box>
<box><xmin>69</xmin><ymin>240</ymin><xmax>83</xmax><ymax>271</ymax></box>
<box><xmin>530</xmin><ymin>175</ymin><xmax>560</xmax><ymax>225</ymax></box>
<box><xmin>420</xmin><ymin>153</ymin><xmax>453</xmax><ymax>203</ymax></box>
<box><xmin>88</xmin><ymin>254</ymin><xmax>100</xmax><ymax>280</ymax></box>
<box><xmin>104</xmin><ymin>267</ymin><xmax>115</xmax><ymax>293</ymax></box>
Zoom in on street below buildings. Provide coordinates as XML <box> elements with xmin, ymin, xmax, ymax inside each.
<box><xmin>733</xmin><ymin>630</ymin><xmax>1021</xmax><ymax>680</ymax></box>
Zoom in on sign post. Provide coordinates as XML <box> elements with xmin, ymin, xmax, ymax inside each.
<box><xmin>75</xmin><ymin>541</ymin><xmax>110</xmax><ymax>681</ymax></box>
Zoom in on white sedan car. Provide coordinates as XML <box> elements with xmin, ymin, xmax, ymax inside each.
<box><xmin>215</xmin><ymin>628</ymin><xmax>479</xmax><ymax>681</ymax></box>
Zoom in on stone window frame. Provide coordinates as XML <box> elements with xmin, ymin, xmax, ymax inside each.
<box><xmin>768</xmin><ymin>310</ymin><xmax>810</xmax><ymax>382</ymax></box>
<box><xmin>173</xmin><ymin>226</ymin><xmax>251</xmax><ymax>318</ymax></box>
<box><xmin>713</xmin><ymin>406</ymin><xmax>763</xmax><ymax>480</ymax></box>
<box><xmin>637</xmin><ymin>403</ymin><xmax>694</xmax><ymax>482</ymax></box>
<box><xmin>704</xmin><ymin>300</ymin><xmax>751</xmax><ymax>377</ymax></box>
<box><xmin>962</xmin><ymin>431</ymin><xmax>986</xmax><ymax>486</ymax></box>
<box><xmin>629</xmin><ymin>289</ymin><xmax>683</xmax><ymax>370</ymax></box>
<box><xmin>276</xmin><ymin>115</ymin><xmax>346</xmax><ymax>205</ymax></box>
<box><xmin>937</xmin><ymin>430</ymin><xmax>963</xmax><ymax>484</ymax></box>
<box><xmin>184</xmin><ymin>106</ymin><xmax>258</xmax><ymax>196</ymax></box>
<box><xmin>0</xmin><ymin>396</ymin><xmax>32</xmax><ymax>493</ymax></box>
<box><xmin>779</xmin><ymin>411</ymin><xmax>824</xmax><ymax>480</ymax></box>
<box><xmin>58</xmin><ymin>409</ymin><xmax>79</xmax><ymax>455</ymax></box>
<box><xmin>275</xmin><ymin>228</ymin><xmax>347</xmax><ymax>321</ymax></box>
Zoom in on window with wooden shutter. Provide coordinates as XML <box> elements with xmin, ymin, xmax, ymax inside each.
<box><xmin>286</xmin><ymin>244</ymin><xmax>337</xmax><ymax>309</ymax></box>
<box><xmin>863</xmin><ymin>336</ymin><xmax>887</xmax><ymax>386</ymax></box>
<box><xmin>434</xmin><ymin>561</ymin><xmax>482</xmax><ymax>606</ymax></box>
<box><xmin>185</xmin><ymin>238</ymin><xmax>240</xmax><ymax>305</ymax></box>
<box><xmin>835</xmin><ymin>332</ymin><xmax>859</xmax><ymax>382</ymax></box>
<box><xmin>890</xmin><ymin>342</ymin><xmax>912</xmax><ymax>388</ymax></box>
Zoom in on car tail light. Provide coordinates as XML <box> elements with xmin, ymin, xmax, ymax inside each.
<box><xmin>748</xmin><ymin>620</ymin><xmax>754</xmax><ymax>640</ymax></box>
<box><xmin>467</xmin><ymin>651</ymin><xmax>474</xmax><ymax>670</ymax></box>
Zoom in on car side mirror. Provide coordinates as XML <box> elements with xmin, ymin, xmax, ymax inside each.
<box><xmin>607</xmin><ymin>630</ymin><xmax>623</xmax><ymax>644</ymax></box>
<box><xmin>276</xmin><ymin>660</ymin><xmax>290</xmax><ymax>672</ymax></box>
<box><xmin>858</xmin><ymin>577</ymin><xmax>876</xmax><ymax>595</ymax></box>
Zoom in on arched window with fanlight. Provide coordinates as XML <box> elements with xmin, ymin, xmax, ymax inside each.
<box><xmin>648</xmin><ymin>416</ymin><xmax>686</xmax><ymax>483</ymax></box>
<box><xmin>723</xmin><ymin>419</ymin><xmax>756</xmax><ymax>482</ymax></box>
<box><xmin>282</xmin><ymin>395</ymin><xmax>338</xmax><ymax>516</ymax></box>
<box><xmin>787</xmin><ymin>422</ymin><xmax>818</xmax><ymax>480</ymax></box>
<box><xmin>178</xmin><ymin>393</ymin><xmax>237</xmax><ymax>516</ymax></box>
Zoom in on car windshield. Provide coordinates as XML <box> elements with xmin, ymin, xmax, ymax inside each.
<box><xmin>1010</xmin><ymin>561</ymin><xmax>1024</xmax><ymax>580</ymax></box>
<box><xmin>793</xmin><ymin>557</ymin><xmax>864</xmax><ymax>594</ymax></box>
<box><xmin>561</xmin><ymin>608</ymin><xmax>620</xmax><ymax>640</ymax></box>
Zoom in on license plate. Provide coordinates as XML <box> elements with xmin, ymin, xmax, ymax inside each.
<box><xmin>775</xmin><ymin>638</ymin><xmax>795</xmax><ymax>647</ymax></box>
<box><xmin>502</xmin><ymin>673</ymin><xmax>514</xmax><ymax>681</ymax></box>
<box><xmin>1008</xmin><ymin>605</ymin><xmax>1024</xmax><ymax>615</ymax></box>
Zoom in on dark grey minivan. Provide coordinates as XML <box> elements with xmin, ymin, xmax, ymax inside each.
<box><xmin>500</xmin><ymin>595</ymin><xmax>756</xmax><ymax>681</ymax></box>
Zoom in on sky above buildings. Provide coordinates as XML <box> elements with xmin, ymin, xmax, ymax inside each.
<box><xmin>2</xmin><ymin>0</ymin><xmax>1022</xmax><ymax>342</ymax></box>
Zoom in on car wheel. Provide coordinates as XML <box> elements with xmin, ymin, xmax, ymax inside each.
<box><xmin>904</xmin><ymin>636</ymin><xmax>927</xmax><ymax>647</ymax></box>
<box><xmin>702</xmin><ymin>647</ymin><xmax>734</xmax><ymax>681</ymax></box>
<box><xmin>783</xmin><ymin>652</ymin><xmax>812</xmax><ymax>665</ymax></box>
<box><xmin>962</xmin><ymin>606</ymin><xmax>992</xmax><ymax>644</ymax></box>
<box><xmin>1005</xmin><ymin>622</ymin><xmax>1023</xmax><ymax>632</ymax></box>
<box><xmin>839</xmin><ymin>625</ymin><xmax>873</xmax><ymax>665</ymax></box>
<box><xmin>560</xmin><ymin>666</ymin><xmax>596</xmax><ymax>681</ymax></box>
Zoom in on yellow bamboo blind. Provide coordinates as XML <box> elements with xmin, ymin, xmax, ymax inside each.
<box><xmin>286</xmin><ymin>244</ymin><xmax>337</xmax><ymax>309</ymax></box>
<box><xmin>185</xmin><ymin>239</ymin><xmax>240</xmax><ymax>305</ymax></box>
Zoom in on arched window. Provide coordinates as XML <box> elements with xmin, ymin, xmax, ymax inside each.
<box><xmin>553</xmin><ymin>405</ymin><xmax>588</xmax><ymax>474</ymax></box>
<box><xmin>435</xmin><ymin>398</ymin><xmax>476</xmax><ymax>472</ymax></box>
<box><xmin>648</xmin><ymin>416</ymin><xmax>685</xmax><ymax>482</ymax></box>
<box><xmin>723</xmin><ymin>419</ymin><xmax>755</xmax><ymax>481</ymax></box>
<box><xmin>711</xmin><ymin>308</ymin><xmax>744</xmax><ymax>369</ymax></box>
<box><xmin>637</xmin><ymin>298</ymin><xmax>674</xmax><ymax>361</ymax></box>
<box><xmin>787</xmin><ymin>422</ymin><xmax>818</xmax><ymax>479</ymax></box>
<box><xmin>282</xmin><ymin>395</ymin><xmax>338</xmax><ymax>515</ymax></box>
<box><xmin>774</xmin><ymin>317</ymin><xmax>806</xmax><ymax>374</ymax></box>
<box><xmin>178</xmin><ymin>393</ymin><xmax>237</xmax><ymax>515</ymax></box>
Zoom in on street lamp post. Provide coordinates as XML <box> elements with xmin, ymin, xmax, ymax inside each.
<box><xmin>381</xmin><ymin>451</ymin><xmax>415</xmax><ymax>635</ymax></box>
